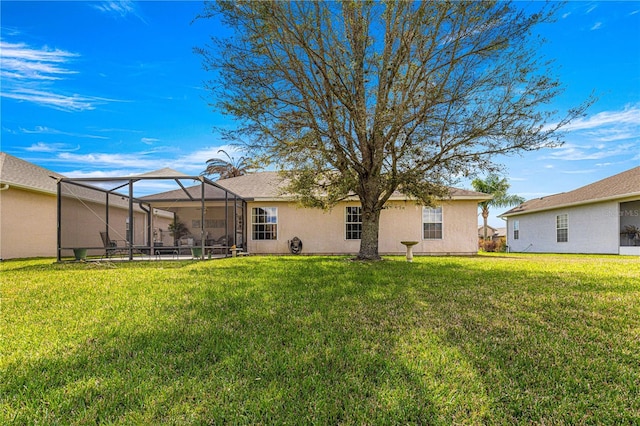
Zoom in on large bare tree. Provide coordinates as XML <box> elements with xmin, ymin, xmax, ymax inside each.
<box><xmin>197</xmin><ymin>1</ymin><xmax>591</xmax><ymax>260</ymax></box>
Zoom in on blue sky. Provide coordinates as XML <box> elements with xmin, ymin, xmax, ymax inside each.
<box><xmin>1</xmin><ymin>1</ymin><xmax>639</xmax><ymax>227</ymax></box>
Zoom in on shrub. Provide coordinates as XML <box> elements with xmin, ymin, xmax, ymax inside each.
<box><xmin>478</xmin><ymin>238</ymin><xmax>506</xmax><ymax>252</ymax></box>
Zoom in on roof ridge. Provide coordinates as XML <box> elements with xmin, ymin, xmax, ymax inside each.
<box><xmin>500</xmin><ymin>166</ymin><xmax>640</xmax><ymax>217</ymax></box>
<box><xmin>0</xmin><ymin>152</ymin><xmax>64</xmax><ymax>194</ymax></box>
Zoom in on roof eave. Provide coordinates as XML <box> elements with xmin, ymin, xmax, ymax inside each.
<box><xmin>499</xmin><ymin>192</ymin><xmax>640</xmax><ymax>218</ymax></box>
<box><xmin>0</xmin><ymin>181</ymin><xmax>58</xmax><ymax>196</ymax></box>
<box><xmin>387</xmin><ymin>194</ymin><xmax>492</xmax><ymax>202</ymax></box>
<box><xmin>246</xmin><ymin>194</ymin><xmax>492</xmax><ymax>203</ymax></box>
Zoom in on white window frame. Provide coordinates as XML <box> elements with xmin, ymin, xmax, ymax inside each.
<box><xmin>252</xmin><ymin>207</ymin><xmax>278</xmax><ymax>240</ymax></box>
<box><xmin>513</xmin><ymin>220</ymin><xmax>520</xmax><ymax>240</ymax></box>
<box><xmin>345</xmin><ymin>206</ymin><xmax>362</xmax><ymax>240</ymax></box>
<box><xmin>422</xmin><ymin>206</ymin><xmax>443</xmax><ymax>240</ymax></box>
<box><xmin>556</xmin><ymin>214</ymin><xmax>568</xmax><ymax>243</ymax></box>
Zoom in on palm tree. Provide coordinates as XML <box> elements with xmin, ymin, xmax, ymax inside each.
<box><xmin>201</xmin><ymin>149</ymin><xmax>251</xmax><ymax>179</ymax></box>
<box><xmin>472</xmin><ymin>174</ymin><xmax>525</xmax><ymax>241</ymax></box>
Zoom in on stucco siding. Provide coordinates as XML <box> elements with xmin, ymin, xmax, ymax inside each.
<box><xmin>246</xmin><ymin>199</ymin><xmax>479</xmax><ymax>255</ymax></box>
<box><xmin>0</xmin><ymin>187</ymin><xmax>57</xmax><ymax>259</ymax></box>
<box><xmin>61</xmin><ymin>198</ymin><xmax>133</xmax><ymax>257</ymax></box>
<box><xmin>506</xmin><ymin>201</ymin><xmax>620</xmax><ymax>254</ymax></box>
<box><xmin>0</xmin><ymin>185</ymin><xmax>164</xmax><ymax>259</ymax></box>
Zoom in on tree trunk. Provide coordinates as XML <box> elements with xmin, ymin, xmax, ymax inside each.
<box><xmin>482</xmin><ymin>207</ymin><xmax>489</xmax><ymax>241</ymax></box>
<box><xmin>357</xmin><ymin>204</ymin><xmax>382</xmax><ymax>261</ymax></box>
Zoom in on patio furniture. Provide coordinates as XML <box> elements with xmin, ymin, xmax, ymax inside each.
<box><xmin>178</xmin><ymin>237</ymin><xmax>196</xmax><ymax>255</ymax></box>
<box><xmin>207</xmin><ymin>235</ymin><xmax>229</xmax><ymax>254</ymax></box>
<box><xmin>100</xmin><ymin>231</ymin><xmax>128</xmax><ymax>258</ymax></box>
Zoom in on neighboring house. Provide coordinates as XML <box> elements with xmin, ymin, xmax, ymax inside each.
<box><xmin>499</xmin><ymin>166</ymin><xmax>640</xmax><ymax>255</ymax></box>
<box><xmin>0</xmin><ymin>153</ymin><xmax>172</xmax><ymax>260</ymax></box>
<box><xmin>477</xmin><ymin>225</ymin><xmax>506</xmax><ymax>241</ymax></box>
<box><xmin>215</xmin><ymin>172</ymin><xmax>490</xmax><ymax>256</ymax></box>
<box><xmin>0</xmin><ymin>153</ymin><xmax>61</xmax><ymax>259</ymax></box>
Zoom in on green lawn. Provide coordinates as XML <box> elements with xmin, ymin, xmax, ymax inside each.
<box><xmin>2</xmin><ymin>254</ymin><xmax>639</xmax><ymax>424</ymax></box>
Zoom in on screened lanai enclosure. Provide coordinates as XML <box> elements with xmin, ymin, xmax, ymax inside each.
<box><xmin>57</xmin><ymin>172</ymin><xmax>246</xmax><ymax>261</ymax></box>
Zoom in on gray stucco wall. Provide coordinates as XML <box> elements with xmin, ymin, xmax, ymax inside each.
<box><xmin>505</xmin><ymin>200</ymin><xmax>622</xmax><ymax>254</ymax></box>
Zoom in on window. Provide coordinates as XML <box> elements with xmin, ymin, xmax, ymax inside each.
<box><xmin>423</xmin><ymin>206</ymin><xmax>443</xmax><ymax>239</ymax></box>
<box><xmin>513</xmin><ymin>220</ymin><xmax>519</xmax><ymax>240</ymax></box>
<box><xmin>205</xmin><ymin>219</ymin><xmax>225</xmax><ymax>229</ymax></box>
<box><xmin>556</xmin><ymin>214</ymin><xmax>568</xmax><ymax>243</ymax></box>
<box><xmin>252</xmin><ymin>207</ymin><xmax>277</xmax><ymax>240</ymax></box>
<box><xmin>345</xmin><ymin>206</ymin><xmax>362</xmax><ymax>240</ymax></box>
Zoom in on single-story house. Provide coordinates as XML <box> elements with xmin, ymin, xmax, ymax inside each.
<box><xmin>499</xmin><ymin>166</ymin><xmax>640</xmax><ymax>255</ymax></box>
<box><xmin>134</xmin><ymin>171</ymin><xmax>490</xmax><ymax>256</ymax></box>
<box><xmin>2</xmin><ymin>153</ymin><xmax>491</xmax><ymax>259</ymax></box>
<box><xmin>212</xmin><ymin>172</ymin><xmax>490</xmax><ymax>256</ymax></box>
<box><xmin>0</xmin><ymin>153</ymin><xmax>173</xmax><ymax>260</ymax></box>
<box><xmin>0</xmin><ymin>152</ymin><xmax>71</xmax><ymax>260</ymax></box>
<box><xmin>477</xmin><ymin>225</ymin><xmax>506</xmax><ymax>241</ymax></box>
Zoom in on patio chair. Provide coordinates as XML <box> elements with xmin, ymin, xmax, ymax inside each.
<box><xmin>209</xmin><ymin>235</ymin><xmax>228</xmax><ymax>254</ymax></box>
<box><xmin>100</xmin><ymin>231</ymin><xmax>128</xmax><ymax>258</ymax></box>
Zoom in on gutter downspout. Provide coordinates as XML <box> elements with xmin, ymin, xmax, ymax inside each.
<box><xmin>501</xmin><ymin>215</ymin><xmax>509</xmax><ymax>253</ymax></box>
<box><xmin>138</xmin><ymin>202</ymin><xmax>152</xmax><ymax>250</ymax></box>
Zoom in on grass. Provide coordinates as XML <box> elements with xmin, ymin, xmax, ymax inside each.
<box><xmin>1</xmin><ymin>254</ymin><xmax>639</xmax><ymax>424</ymax></box>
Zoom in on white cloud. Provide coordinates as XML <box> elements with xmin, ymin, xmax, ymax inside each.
<box><xmin>1</xmin><ymin>88</ymin><xmax>109</xmax><ymax>112</ymax></box>
<box><xmin>20</xmin><ymin>126</ymin><xmax>109</xmax><ymax>140</ymax></box>
<box><xmin>37</xmin><ymin>143</ymin><xmax>245</xmax><ymax>176</ymax></box>
<box><xmin>141</xmin><ymin>137</ymin><xmax>160</xmax><ymax>144</ymax></box>
<box><xmin>561</xmin><ymin>168</ymin><xmax>597</xmax><ymax>175</ymax></box>
<box><xmin>0</xmin><ymin>40</ymin><xmax>79</xmax><ymax>86</ymax></box>
<box><xmin>0</xmin><ymin>39</ymin><xmax>119</xmax><ymax>111</ymax></box>
<box><xmin>543</xmin><ymin>142</ymin><xmax>639</xmax><ymax>161</ymax></box>
<box><xmin>179</xmin><ymin>145</ymin><xmax>243</xmax><ymax>163</ymax></box>
<box><xmin>63</xmin><ymin>169</ymin><xmax>143</xmax><ymax>179</ymax></box>
<box><xmin>23</xmin><ymin>141</ymin><xmax>253</xmax><ymax>183</ymax></box>
<box><xmin>0</xmin><ymin>40</ymin><xmax>78</xmax><ymax>67</ymax></box>
<box><xmin>590</xmin><ymin>22</ymin><xmax>602</xmax><ymax>30</ymax></box>
<box><xmin>172</xmin><ymin>145</ymin><xmax>248</xmax><ymax>173</ymax></box>
<box><xmin>562</xmin><ymin>105</ymin><xmax>640</xmax><ymax>132</ymax></box>
<box><xmin>25</xmin><ymin>142</ymin><xmax>80</xmax><ymax>153</ymax></box>
<box><xmin>57</xmin><ymin>152</ymin><xmax>161</xmax><ymax>170</ymax></box>
<box><xmin>542</xmin><ymin>106</ymin><xmax>640</xmax><ymax>163</ymax></box>
<box><xmin>92</xmin><ymin>1</ymin><xmax>146</xmax><ymax>23</ymax></box>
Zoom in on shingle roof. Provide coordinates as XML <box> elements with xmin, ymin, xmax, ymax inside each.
<box><xmin>133</xmin><ymin>168</ymin><xmax>189</xmax><ymax>178</ymax></box>
<box><xmin>0</xmin><ymin>153</ymin><xmax>161</xmax><ymax>208</ymax></box>
<box><xmin>500</xmin><ymin>166</ymin><xmax>640</xmax><ymax>217</ymax></box>
<box><xmin>0</xmin><ymin>152</ymin><xmax>63</xmax><ymax>194</ymax></box>
<box><xmin>215</xmin><ymin>171</ymin><xmax>289</xmax><ymax>199</ymax></box>
<box><xmin>0</xmin><ymin>153</ymin><xmax>489</xmax><ymax>203</ymax></box>
<box><xmin>215</xmin><ymin>171</ymin><xmax>491</xmax><ymax>201</ymax></box>
<box><xmin>139</xmin><ymin>180</ymin><xmax>238</xmax><ymax>202</ymax></box>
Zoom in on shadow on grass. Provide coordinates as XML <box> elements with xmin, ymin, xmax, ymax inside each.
<box><xmin>2</xmin><ymin>256</ymin><xmax>638</xmax><ymax>424</ymax></box>
<box><xmin>2</xmin><ymin>258</ymin><xmax>482</xmax><ymax>423</ymax></box>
